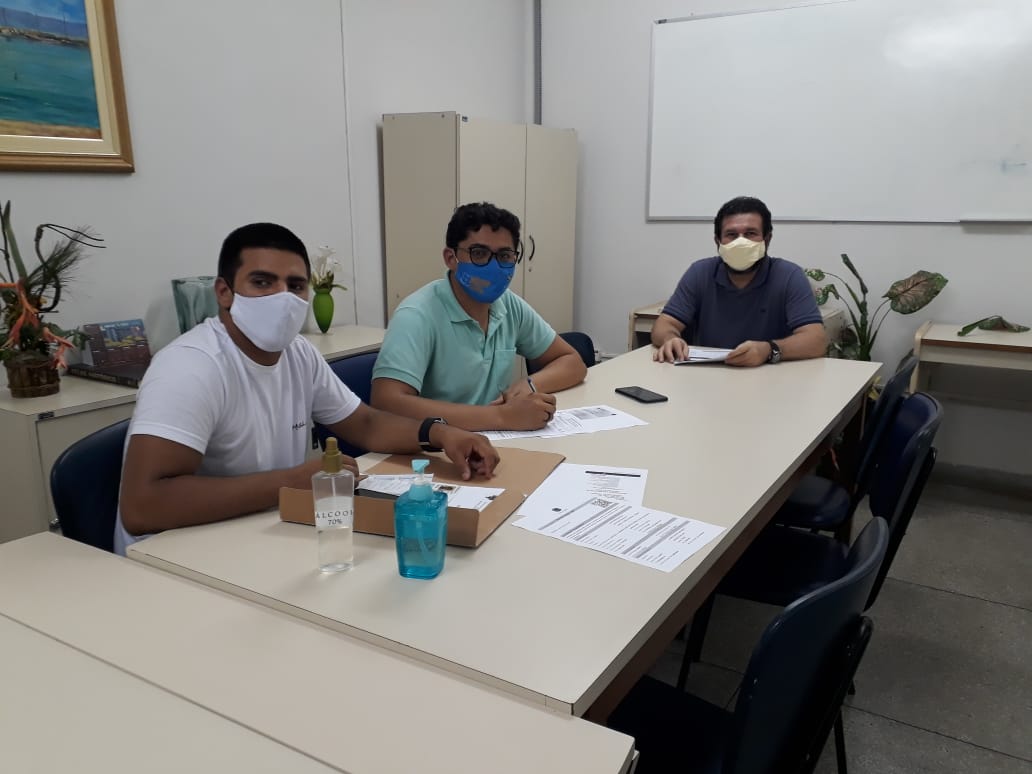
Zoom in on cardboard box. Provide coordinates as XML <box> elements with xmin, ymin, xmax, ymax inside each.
<box><xmin>280</xmin><ymin>446</ymin><xmax>564</xmax><ymax>548</ymax></box>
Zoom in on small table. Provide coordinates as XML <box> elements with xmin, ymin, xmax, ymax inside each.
<box><xmin>911</xmin><ymin>321</ymin><xmax>1032</xmax><ymax>408</ymax></box>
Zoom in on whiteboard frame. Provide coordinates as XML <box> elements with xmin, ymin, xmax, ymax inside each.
<box><xmin>642</xmin><ymin>0</ymin><xmax>1010</xmax><ymax>225</ymax></box>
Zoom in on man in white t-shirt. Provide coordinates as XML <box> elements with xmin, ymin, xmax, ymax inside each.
<box><xmin>115</xmin><ymin>222</ymin><xmax>499</xmax><ymax>555</ymax></box>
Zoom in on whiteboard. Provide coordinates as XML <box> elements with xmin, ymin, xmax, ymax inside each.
<box><xmin>647</xmin><ymin>0</ymin><xmax>1032</xmax><ymax>223</ymax></box>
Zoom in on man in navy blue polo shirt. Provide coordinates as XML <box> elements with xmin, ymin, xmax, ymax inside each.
<box><xmin>651</xmin><ymin>196</ymin><xmax>827</xmax><ymax>367</ymax></box>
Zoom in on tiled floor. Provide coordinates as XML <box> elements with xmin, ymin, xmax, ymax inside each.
<box><xmin>647</xmin><ymin>478</ymin><xmax>1032</xmax><ymax>772</ymax></box>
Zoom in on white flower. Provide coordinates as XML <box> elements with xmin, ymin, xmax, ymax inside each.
<box><xmin>311</xmin><ymin>245</ymin><xmax>345</xmax><ymax>291</ymax></box>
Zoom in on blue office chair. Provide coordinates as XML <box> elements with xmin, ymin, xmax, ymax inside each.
<box><xmin>313</xmin><ymin>350</ymin><xmax>378</xmax><ymax>459</ymax></box>
<box><xmin>527</xmin><ymin>330</ymin><xmax>596</xmax><ymax>374</ymax></box>
<box><xmin>50</xmin><ymin>419</ymin><xmax>130</xmax><ymax>553</ymax></box>
<box><xmin>775</xmin><ymin>354</ymin><xmax>918</xmax><ymax>533</ymax></box>
<box><xmin>611</xmin><ymin>517</ymin><xmax>889</xmax><ymax>774</ymax></box>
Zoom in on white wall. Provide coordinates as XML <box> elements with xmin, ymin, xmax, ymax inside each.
<box><xmin>342</xmin><ymin>0</ymin><xmax>531</xmax><ymax>327</ymax></box>
<box><xmin>4</xmin><ymin>0</ymin><xmax>530</xmax><ymax>353</ymax></box>
<box><xmin>5</xmin><ymin>0</ymin><xmax>354</xmax><ymax>351</ymax></box>
<box><xmin>542</xmin><ymin>0</ymin><xmax>1032</xmax><ymax>476</ymax></box>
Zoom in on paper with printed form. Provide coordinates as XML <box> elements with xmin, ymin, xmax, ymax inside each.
<box><xmin>358</xmin><ymin>475</ymin><xmax>504</xmax><ymax>512</ymax></box>
<box><xmin>481</xmin><ymin>404</ymin><xmax>646</xmax><ymax>441</ymax></box>
<box><xmin>674</xmin><ymin>347</ymin><xmax>733</xmax><ymax>364</ymax></box>
<box><xmin>516</xmin><ymin>463</ymin><xmax>648</xmax><ymax>519</ymax></box>
<box><xmin>513</xmin><ymin>497</ymin><xmax>724</xmax><ymax>573</ymax></box>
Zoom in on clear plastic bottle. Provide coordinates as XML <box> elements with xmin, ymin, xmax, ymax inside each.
<box><xmin>394</xmin><ymin>458</ymin><xmax>448</xmax><ymax>579</ymax></box>
<box><xmin>312</xmin><ymin>437</ymin><xmax>355</xmax><ymax>573</ymax></box>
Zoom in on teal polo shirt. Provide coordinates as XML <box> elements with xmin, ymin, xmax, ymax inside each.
<box><xmin>373</xmin><ymin>275</ymin><xmax>556</xmax><ymax>405</ymax></box>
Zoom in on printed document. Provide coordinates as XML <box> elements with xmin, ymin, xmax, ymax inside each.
<box><xmin>482</xmin><ymin>404</ymin><xmax>646</xmax><ymax>441</ymax></box>
<box><xmin>358</xmin><ymin>475</ymin><xmax>504</xmax><ymax>512</ymax></box>
<box><xmin>674</xmin><ymin>347</ymin><xmax>733</xmax><ymax>364</ymax></box>
<box><xmin>517</xmin><ymin>463</ymin><xmax>648</xmax><ymax>519</ymax></box>
<box><xmin>513</xmin><ymin>497</ymin><xmax>724</xmax><ymax>573</ymax></box>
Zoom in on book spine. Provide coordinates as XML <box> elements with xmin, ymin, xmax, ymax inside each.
<box><xmin>65</xmin><ymin>366</ymin><xmax>139</xmax><ymax>388</ymax></box>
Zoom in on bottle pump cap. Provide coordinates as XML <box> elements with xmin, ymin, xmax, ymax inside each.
<box><xmin>322</xmin><ymin>437</ymin><xmax>343</xmax><ymax>474</ymax></box>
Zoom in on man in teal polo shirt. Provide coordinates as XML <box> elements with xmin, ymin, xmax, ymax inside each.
<box><xmin>371</xmin><ymin>202</ymin><xmax>587</xmax><ymax>431</ymax></box>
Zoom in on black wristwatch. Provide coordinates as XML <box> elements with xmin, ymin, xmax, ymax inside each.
<box><xmin>767</xmin><ymin>340</ymin><xmax>782</xmax><ymax>364</ymax></box>
<box><xmin>418</xmin><ymin>417</ymin><xmax>447</xmax><ymax>452</ymax></box>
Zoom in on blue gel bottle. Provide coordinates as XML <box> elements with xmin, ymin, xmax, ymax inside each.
<box><xmin>394</xmin><ymin>459</ymin><xmax>448</xmax><ymax>579</ymax></box>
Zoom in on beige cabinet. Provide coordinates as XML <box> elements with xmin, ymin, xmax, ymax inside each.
<box><xmin>382</xmin><ymin>112</ymin><xmax>578</xmax><ymax>331</ymax></box>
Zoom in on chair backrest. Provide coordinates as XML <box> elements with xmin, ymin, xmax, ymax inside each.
<box><xmin>861</xmin><ymin>391</ymin><xmax>942</xmax><ymax>608</ymax></box>
<box><xmin>853</xmin><ymin>353</ymin><xmax>918</xmax><ymax>496</ymax></box>
<box><xmin>49</xmin><ymin>419</ymin><xmax>130</xmax><ymax>552</ymax></box>
<box><xmin>313</xmin><ymin>351</ymin><xmax>378</xmax><ymax>458</ymax></box>
<box><xmin>724</xmin><ymin>516</ymin><xmax>889</xmax><ymax>774</ymax></box>
<box><xmin>528</xmin><ymin>331</ymin><xmax>596</xmax><ymax>374</ymax></box>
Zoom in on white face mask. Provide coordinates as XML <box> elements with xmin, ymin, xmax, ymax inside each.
<box><xmin>229</xmin><ymin>291</ymin><xmax>309</xmax><ymax>353</ymax></box>
<box><xmin>718</xmin><ymin>236</ymin><xmax>766</xmax><ymax>272</ymax></box>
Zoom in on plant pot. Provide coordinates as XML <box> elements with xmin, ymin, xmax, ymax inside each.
<box><xmin>4</xmin><ymin>353</ymin><xmax>60</xmax><ymax>398</ymax></box>
<box><xmin>312</xmin><ymin>288</ymin><xmax>334</xmax><ymax>333</ymax></box>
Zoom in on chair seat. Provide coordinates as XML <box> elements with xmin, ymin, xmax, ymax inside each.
<box><xmin>609</xmin><ymin>676</ymin><xmax>729</xmax><ymax>774</ymax></box>
<box><xmin>720</xmin><ymin>525</ymin><xmax>850</xmax><ymax>608</ymax></box>
<box><xmin>775</xmin><ymin>474</ymin><xmax>852</xmax><ymax>529</ymax></box>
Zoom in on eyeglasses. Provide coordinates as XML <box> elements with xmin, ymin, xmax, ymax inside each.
<box><xmin>456</xmin><ymin>245</ymin><xmax>521</xmax><ymax>268</ymax></box>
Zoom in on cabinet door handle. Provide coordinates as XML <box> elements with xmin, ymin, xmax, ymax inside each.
<box><xmin>527</xmin><ymin>234</ymin><xmax>536</xmax><ymax>263</ymax></box>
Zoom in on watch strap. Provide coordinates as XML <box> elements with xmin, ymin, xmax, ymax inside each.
<box><xmin>418</xmin><ymin>417</ymin><xmax>446</xmax><ymax>452</ymax></box>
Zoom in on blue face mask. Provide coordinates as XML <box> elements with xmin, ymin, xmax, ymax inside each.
<box><xmin>454</xmin><ymin>259</ymin><xmax>516</xmax><ymax>304</ymax></box>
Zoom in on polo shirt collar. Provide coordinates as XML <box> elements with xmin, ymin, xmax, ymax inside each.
<box><xmin>713</xmin><ymin>254</ymin><xmax>773</xmax><ymax>290</ymax></box>
<box><xmin>436</xmin><ymin>271</ymin><xmax>508</xmax><ymax>325</ymax></box>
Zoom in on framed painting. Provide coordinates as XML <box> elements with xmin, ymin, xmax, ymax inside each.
<box><xmin>0</xmin><ymin>0</ymin><xmax>132</xmax><ymax>172</ymax></box>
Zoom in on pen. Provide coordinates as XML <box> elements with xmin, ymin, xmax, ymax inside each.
<box><xmin>585</xmin><ymin>470</ymin><xmax>642</xmax><ymax>477</ymax></box>
<box><xmin>527</xmin><ymin>377</ymin><xmax>537</xmax><ymax>393</ymax></box>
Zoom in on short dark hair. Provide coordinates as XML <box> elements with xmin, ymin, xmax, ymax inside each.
<box><xmin>713</xmin><ymin>196</ymin><xmax>773</xmax><ymax>240</ymax></box>
<box><xmin>217</xmin><ymin>223</ymin><xmax>310</xmax><ymax>287</ymax></box>
<box><xmin>445</xmin><ymin>202</ymin><xmax>520</xmax><ymax>250</ymax></box>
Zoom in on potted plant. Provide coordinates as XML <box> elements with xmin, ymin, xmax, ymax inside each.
<box><xmin>1</xmin><ymin>200</ymin><xmax>104</xmax><ymax>398</ymax></box>
<box><xmin>310</xmin><ymin>245</ymin><xmax>347</xmax><ymax>333</ymax></box>
<box><xmin>806</xmin><ymin>253</ymin><xmax>948</xmax><ymax>361</ymax></box>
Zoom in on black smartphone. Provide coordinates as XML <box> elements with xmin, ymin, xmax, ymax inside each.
<box><xmin>615</xmin><ymin>385</ymin><xmax>668</xmax><ymax>403</ymax></box>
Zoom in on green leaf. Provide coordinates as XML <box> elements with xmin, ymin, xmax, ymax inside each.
<box><xmin>957</xmin><ymin>315</ymin><xmax>1030</xmax><ymax>336</ymax></box>
<box><xmin>814</xmin><ymin>283</ymin><xmax>840</xmax><ymax>305</ymax></box>
<box><xmin>2</xmin><ymin>201</ymin><xmax>29</xmax><ymax>281</ymax></box>
<box><xmin>840</xmin><ymin>253</ymin><xmax>868</xmax><ymax>296</ymax></box>
<box><xmin>884</xmin><ymin>271</ymin><xmax>948</xmax><ymax>314</ymax></box>
<box><xmin>805</xmin><ymin>268</ymin><xmax>826</xmax><ymax>281</ymax></box>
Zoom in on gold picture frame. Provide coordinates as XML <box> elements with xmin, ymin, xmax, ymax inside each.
<box><xmin>0</xmin><ymin>0</ymin><xmax>133</xmax><ymax>172</ymax></box>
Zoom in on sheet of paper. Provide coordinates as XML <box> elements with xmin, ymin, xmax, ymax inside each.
<box><xmin>516</xmin><ymin>463</ymin><xmax>648</xmax><ymax>520</ymax></box>
<box><xmin>513</xmin><ymin>497</ymin><xmax>724</xmax><ymax>573</ymax></box>
<box><xmin>674</xmin><ymin>347</ymin><xmax>732</xmax><ymax>364</ymax></box>
<box><xmin>481</xmin><ymin>404</ymin><xmax>646</xmax><ymax>440</ymax></box>
<box><xmin>358</xmin><ymin>475</ymin><xmax>504</xmax><ymax>512</ymax></box>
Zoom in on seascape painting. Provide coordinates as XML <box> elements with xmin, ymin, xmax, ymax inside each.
<box><xmin>0</xmin><ymin>0</ymin><xmax>101</xmax><ymax>139</ymax></box>
<box><xmin>0</xmin><ymin>0</ymin><xmax>131</xmax><ymax>171</ymax></box>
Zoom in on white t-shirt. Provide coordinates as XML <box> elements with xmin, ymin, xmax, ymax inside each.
<box><xmin>113</xmin><ymin>317</ymin><xmax>361</xmax><ymax>554</ymax></box>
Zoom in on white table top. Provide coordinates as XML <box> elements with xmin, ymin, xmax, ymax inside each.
<box><xmin>0</xmin><ymin>615</ymin><xmax>342</xmax><ymax>773</ymax></box>
<box><xmin>130</xmin><ymin>346</ymin><xmax>879</xmax><ymax>715</ymax></box>
<box><xmin>301</xmin><ymin>324</ymin><xmax>385</xmax><ymax>360</ymax></box>
<box><xmin>920</xmin><ymin>322</ymin><xmax>1032</xmax><ymax>352</ymax></box>
<box><xmin>0</xmin><ymin>533</ymin><xmax>634</xmax><ymax>774</ymax></box>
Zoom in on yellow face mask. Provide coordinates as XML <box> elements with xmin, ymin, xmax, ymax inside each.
<box><xmin>718</xmin><ymin>236</ymin><xmax>766</xmax><ymax>272</ymax></box>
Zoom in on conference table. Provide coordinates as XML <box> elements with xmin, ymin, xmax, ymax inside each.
<box><xmin>0</xmin><ymin>533</ymin><xmax>635</xmax><ymax>774</ymax></box>
<box><xmin>128</xmin><ymin>345</ymin><xmax>879</xmax><ymax>722</ymax></box>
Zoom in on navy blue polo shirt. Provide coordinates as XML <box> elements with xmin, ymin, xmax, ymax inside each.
<box><xmin>661</xmin><ymin>256</ymin><xmax>823</xmax><ymax>349</ymax></box>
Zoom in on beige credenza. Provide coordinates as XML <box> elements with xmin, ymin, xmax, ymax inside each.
<box><xmin>0</xmin><ymin>326</ymin><xmax>384</xmax><ymax>544</ymax></box>
<box><xmin>382</xmin><ymin>111</ymin><xmax>578</xmax><ymax>332</ymax></box>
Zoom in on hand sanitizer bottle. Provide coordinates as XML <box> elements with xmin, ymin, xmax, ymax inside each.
<box><xmin>312</xmin><ymin>437</ymin><xmax>355</xmax><ymax>573</ymax></box>
<box><xmin>394</xmin><ymin>458</ymin><xmax>448</xmax><ymax>579</ymax></box>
